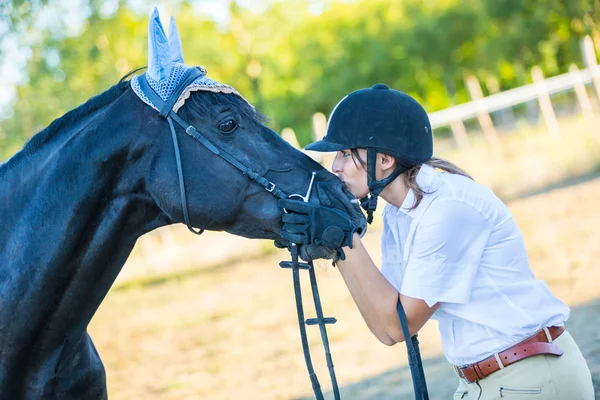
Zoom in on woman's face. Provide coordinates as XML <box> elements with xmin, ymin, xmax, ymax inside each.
<box><xmin>331</xmin><ymin>149</ymin><xmax>369</xmax><ymax>199</ymax></box>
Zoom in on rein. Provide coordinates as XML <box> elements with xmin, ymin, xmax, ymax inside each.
<box><xmin>136</xmin><ymin>68</ymin><xmax>428</xmax><ymax>399</ymax></box>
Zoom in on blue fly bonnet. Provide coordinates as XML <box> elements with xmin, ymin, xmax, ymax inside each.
<box><xmin>131</xmin><ymin>8</ymin><xmax>250</xmax><ymax>113</ymax></box>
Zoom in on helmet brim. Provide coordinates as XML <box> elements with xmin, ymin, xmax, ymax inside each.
<box><xmin>304</xmin><ymin>140</ymin><xmax>348</xmax><ymax>152</ymax></box>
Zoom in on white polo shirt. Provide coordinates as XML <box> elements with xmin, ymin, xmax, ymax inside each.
<box><xmin>380</xmin><ymin>164</ymin><xmax>570</xmax><ymax>366</ymax></box>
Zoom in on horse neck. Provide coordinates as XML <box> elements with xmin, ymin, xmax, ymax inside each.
<box><xmin>0</xmin><ymin>90</ymin><xmax>169</xmax><ymax>352</ymax></box>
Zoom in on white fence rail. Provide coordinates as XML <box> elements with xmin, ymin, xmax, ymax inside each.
<box><xmin>428</xmin><ymin>66</ymin><xmax>599</xmax><ymax>129</ymax></box>
<box><xmin>424</xmin><ymin>35</ymin><xmax>600</xmax><ymax>146</ymax></box>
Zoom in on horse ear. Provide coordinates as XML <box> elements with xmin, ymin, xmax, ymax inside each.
<box><xmin>147</xmin><ymin>7</ymin><xmax>172</xmax><ymax>81</ymax></box>
<box><xmin>168</xmin><ymin>16</ymin><xmax>184</xmax><ymax>64</ymax></box>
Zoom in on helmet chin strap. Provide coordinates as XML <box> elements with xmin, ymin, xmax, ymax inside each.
<box><xmin>359</xmin><ymin>148</ymin><xmax>408</xmax><ymax>224</ymax></box>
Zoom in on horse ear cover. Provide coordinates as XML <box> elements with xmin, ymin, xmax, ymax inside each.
<box><xmin>147</xmin><ymin>7</ymin><xmax>172</xmax><ymax>82</ymax></box>
<box><xmin>168</xmin><ymin>16</ymin><xmax>185</xmax><ymax>63</ymax></box>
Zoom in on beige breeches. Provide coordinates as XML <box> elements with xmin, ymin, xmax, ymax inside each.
<box><xmin>453</xmin><ymin>330</ymin><xmax>594</xmax><ymax>400</ymax></box>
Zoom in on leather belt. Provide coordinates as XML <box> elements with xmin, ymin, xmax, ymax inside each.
<box><xmin>455</xmin><ymin>326</ymin><xmax>565</xmax><ymax>383</ymax></box>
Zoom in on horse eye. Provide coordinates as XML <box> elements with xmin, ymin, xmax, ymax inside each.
<box><xmin>219</xmin><ymin>119</ymin><xmax>237</xmax><ymax>134</ymax></box>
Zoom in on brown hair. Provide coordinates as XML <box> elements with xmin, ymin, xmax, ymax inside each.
<box><xmin>404</xmin><ymin>157</ymin><xmax>473</xmax><ymax>210</ymax></box>
<box><xmin>349</xmin><ymin>149</ymin><xmax>472</xmax><ymax>210</ymax></box>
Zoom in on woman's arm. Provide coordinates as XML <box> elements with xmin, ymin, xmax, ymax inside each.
<box><xmin>337</xmin><ymin>233</ymin><xmax>439</xmax><ymax>345</ymax></box>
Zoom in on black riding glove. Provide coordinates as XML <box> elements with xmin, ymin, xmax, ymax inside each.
<box><xmin>277</xmin><ymin>198</ymin><xmax>358</xmax><ymax>260</ymax></box>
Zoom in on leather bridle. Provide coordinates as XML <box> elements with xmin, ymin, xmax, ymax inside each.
<box><xmin>137</xmin><ymin>67</ymin><xmax>288</xmax><ymax>234</ymax></box>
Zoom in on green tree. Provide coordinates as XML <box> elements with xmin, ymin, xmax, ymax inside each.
<box><xmin>1</xmin><ymin>0</ymin><xmax>598</xmax><ymax>160</ymax></box>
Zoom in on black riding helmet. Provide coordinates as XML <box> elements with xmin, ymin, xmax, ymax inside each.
<box><xmin>306</xmin><ymin>83</ymin><xmax>433</xmax><ymax>223</ymax></box>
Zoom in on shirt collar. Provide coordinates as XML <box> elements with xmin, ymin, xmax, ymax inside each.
<box><xmin>396</xmin><ymin>163</ymin><xmax>438</xmax><ymax>218</ymax></box>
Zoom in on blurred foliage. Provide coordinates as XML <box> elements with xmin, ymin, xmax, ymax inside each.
<box><xmin>0</xmin><ymin>0</ymin><xmax>599</xmax><ymax>160</ymax></box>
<box><xmin>0</xmin><ymin>0</ymin><xmax>47</xmax><ymax>34</ymax></box>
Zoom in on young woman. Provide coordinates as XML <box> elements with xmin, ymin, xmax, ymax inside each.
<box><xmin>279</xmin><ymin>84</ymin><xmax>594</xmax><ymax>399</ymax></box>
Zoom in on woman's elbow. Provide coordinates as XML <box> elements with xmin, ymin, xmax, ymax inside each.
<box><xmin>375</xmin><ymin>329</ymin><xmax>405</xmax><ymax>346</ymax></box>
<box><xmin>383</xmin><ymin>321</ymin><xmax>411</xmax><ymax>345</ymax></box>
<box><xmin>377</xmin><ymin>335</ymin><xmax>398</xmax><ymax>346</ymax></box>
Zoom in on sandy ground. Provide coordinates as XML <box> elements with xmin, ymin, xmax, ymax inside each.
<box><xmin>89</xmin><ymin>174</ymin><xmax>600</xmax><ymax>399</ymax></box>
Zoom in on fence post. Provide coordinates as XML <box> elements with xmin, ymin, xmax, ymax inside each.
<box><xmin>569</xmin><ymin>64</ymin><xmax>595</xmax><ymax>121</ymax></box>
<box><xmin>581</xmin><ymin>35</ymin><xmax>600</xmax><ymax>104</ymax></box>
<box><xmin>312</xmin><ymin>112</ymin><xmax>327</xmax><ymax>141</ymax></box>
<box><xmin>464</xmin><ymin>74</ymin><xmax>502</xmax><ymax>151</ymax></box>
<box><xmin>309</xmin><ymin>112</ymin><xmax>328</xmax><ymax>164</ymax></box>
<box><xmin>486</xmin><ymin>76</ymin><xmax>517</xmax><ymax>130</ymax></box>
<box><xmin>449</xmin><ymin>120</ymin><xmax>470</xmax><ymax>149</ymax></box>
<box><xmin>281</xmin><ymin>127</ymin><xmax>300</xmax><ymax>149</ymax></box>
<box><xmin>531</xmin><ymin>66</ymin><xmax>561</xmax><ymax>137</ymax></box>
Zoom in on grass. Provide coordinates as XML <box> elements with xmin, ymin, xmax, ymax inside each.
<box><xmin>88</xmin><ymin>114</ymin><xmax>600</xmax><ymax>399</ymax></box>
<box><xmin>113</xmin><ymin>244</ymin><xmax>278</xmax><ymax>293</ymax></box>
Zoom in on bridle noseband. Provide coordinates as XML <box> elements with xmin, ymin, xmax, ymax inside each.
<box><xmin>136</xmin><ymin>68</ymin><xmax>428</xmax><ymax>400</ymax></box>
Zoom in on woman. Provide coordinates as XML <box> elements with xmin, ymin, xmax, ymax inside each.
<box><xmin>279</xmin><ymin>84</ymin><xmax>594</xmax><ymax>399</ymax></box>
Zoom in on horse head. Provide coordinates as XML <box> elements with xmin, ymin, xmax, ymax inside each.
<box><xmin>135</xmin><ymin>9</ymin><xmax>366</xmax><ymax>254</ymax></box>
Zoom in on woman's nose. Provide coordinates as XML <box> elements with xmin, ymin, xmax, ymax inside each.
<box><xmin>331</xmin><ymin>153</ymin><xmax>343</xmax><ymax>173</ymax></box>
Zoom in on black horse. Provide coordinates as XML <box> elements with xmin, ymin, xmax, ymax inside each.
<box><xmin>0</xmin><ymin>11</ymin><xmax>365</xmax><ymax>399</ymax></box>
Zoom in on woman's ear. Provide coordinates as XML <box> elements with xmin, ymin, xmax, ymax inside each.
<box><xmin>378</xmin><ymin>153</ymin><xmax>396</xmax><ymax>172</ymax></box>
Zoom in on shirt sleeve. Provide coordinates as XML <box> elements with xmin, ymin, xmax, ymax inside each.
<box><xmin>400</xmin><ymin>200</ymin><xmax>492</xmax><ymax>306</ymax></box>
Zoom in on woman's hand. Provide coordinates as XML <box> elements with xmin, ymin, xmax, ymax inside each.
<box><xmin>278</xmin><ymin>198</ymin><xmax>360</xmax><ymax>260</ymax></box>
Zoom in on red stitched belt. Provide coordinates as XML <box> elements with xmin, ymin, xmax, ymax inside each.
<box><xmin>455</xmin><ymin>326</ymin><xmax>565</xmax><ymax>383</ymax></box>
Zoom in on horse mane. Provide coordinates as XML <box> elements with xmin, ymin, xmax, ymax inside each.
<box><xmin>2</xmin><ymin>79</ymin><xmax>131</xmax><ymax>171</ymax></box>
<box><xmin>180</xmin><ymin>86</ymin><xmax>268</xmax><ymax>126</ymax></box>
